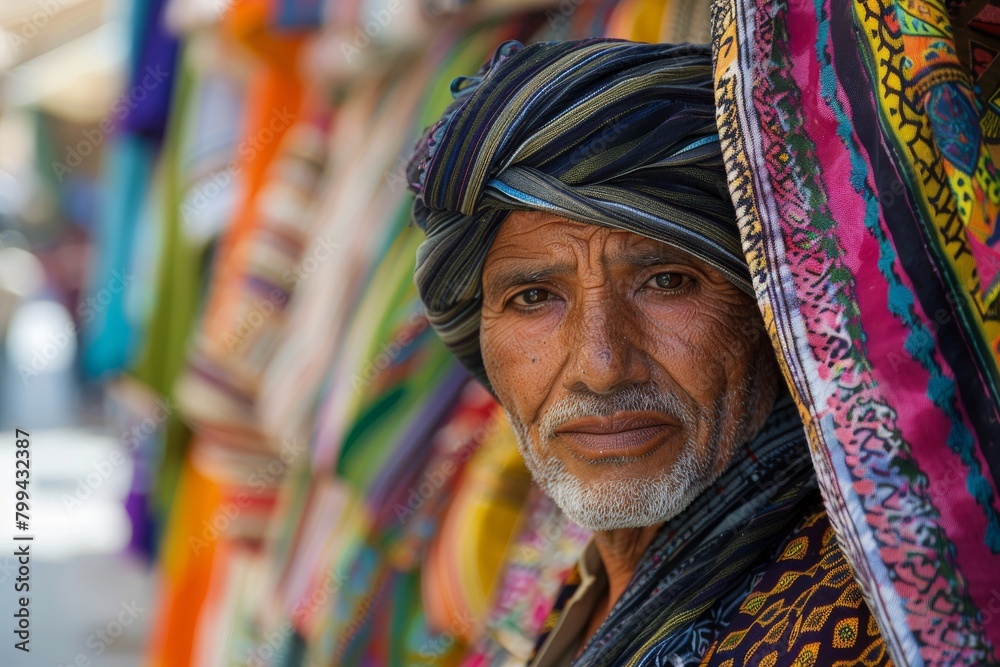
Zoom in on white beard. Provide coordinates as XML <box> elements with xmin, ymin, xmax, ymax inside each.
<box><xmin>512</xmin><ymin>424</ymin><xmax>712</xmax><ymax>530</ymax></box>
<box><xmin>505</xmin><ymin>382</ymin><xmax>759</xmax><ymax>532</ymax></box>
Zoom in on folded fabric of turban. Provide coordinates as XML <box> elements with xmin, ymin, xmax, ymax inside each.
<box><xmin>406</xmin><ymin>38</ymin><xmax>750</xmax><ymax>391</ymax></box>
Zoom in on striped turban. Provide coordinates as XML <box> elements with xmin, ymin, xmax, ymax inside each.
<box><xmin>407</xmin><ymin>38</ymin><xmax>749</xmax><ymax>390</ymax></box>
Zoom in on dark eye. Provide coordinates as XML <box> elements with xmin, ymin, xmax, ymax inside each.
<box><xmin>649</xmin><ymin>272</ymin><xmax>690</xmax><ymax>290</ymax></box>
<box><xmin>512</xmin><ymin>288</ymin><xmax>551</xmax><ymax>306</ymax></box>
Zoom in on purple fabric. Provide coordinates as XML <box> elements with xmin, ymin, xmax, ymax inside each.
<box><xmin>118</xmin><ymin>0</ymin><xmax>179</xmax><ymax>142</ymax></box>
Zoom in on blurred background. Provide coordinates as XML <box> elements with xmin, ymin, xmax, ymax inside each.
<box><xmin>0</xmin><ymin>0</ymin><xmax>709</xmax><ymax>665</ymax></box>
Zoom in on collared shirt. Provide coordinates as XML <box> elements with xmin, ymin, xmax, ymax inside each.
<box><xmin>529</xmin><ymin>539</ymin><xmax>607</xmax><ymax>667</ymax></box>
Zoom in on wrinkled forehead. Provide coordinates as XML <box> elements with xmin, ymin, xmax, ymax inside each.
<box><xmin>482</xmin><ymin>210</ymin><xmax>715</xmax><ymax>292</ymax></box>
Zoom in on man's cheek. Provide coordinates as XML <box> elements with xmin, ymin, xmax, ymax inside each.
<box><xmin>483</xmin><ymin>323</ymin><xmax>537</xmax><ymax>395</ymax></box>
<box><xmin>692</xmin><ymin>299</ymin><xmax>760</xmax><ymax>365</ymax></box>
<box><xmin>652</xmin><ymin>330</ymin><xmax>728</xmax><ymax>401</ymax></box>
<box><xmin>488</xmin><ymin>327</ymin><xmax>562</xmax><ymax>420</ymax></box>
<box><xmin>485</xmin><ymin>316</ymin><xmax>557</xmax><ymax>370</ymax></box>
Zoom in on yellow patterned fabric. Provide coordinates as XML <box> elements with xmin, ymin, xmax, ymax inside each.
<box><xmin>700</xmin><ymin>505</ymin><xmax>893</xmax><ymax>667</ymax></box>
<box><xmin>854</xmin><ymin>0</ymin><xmax>1000</xmax><ymax>309</ymax></box>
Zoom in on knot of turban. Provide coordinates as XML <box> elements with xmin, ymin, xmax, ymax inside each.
<box><xmin>407</xmin><ymin>38</ymin><xmax>750</xmax><ymax>390</ymax></box>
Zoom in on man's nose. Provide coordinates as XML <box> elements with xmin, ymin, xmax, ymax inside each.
<box><xmin>562</xmin><ymin>292</ymin><xmax>648</xmax><ymax>394</ymax></box>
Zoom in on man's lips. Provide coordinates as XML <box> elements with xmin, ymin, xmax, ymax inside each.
<box><xmin>552</xmin><ymin>412</ymin><xmax>679</xmax><ymax>459</ymax></box>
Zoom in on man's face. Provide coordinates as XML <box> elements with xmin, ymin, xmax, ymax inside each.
<box><xmin>480</xmin><ymin>211</ymin><xmax>781</xmax><ymax>531</ymax></box>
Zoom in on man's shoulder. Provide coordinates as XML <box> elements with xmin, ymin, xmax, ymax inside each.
<box><xmin>699</xmin><ymin>503</ymin><xmax>894</xmax><ymax>667</ymax></box>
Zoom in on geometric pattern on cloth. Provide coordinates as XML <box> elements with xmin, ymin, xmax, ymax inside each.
<box><xmin>927</xmin><ymin>0</ymin><xmax>1000</xmax><ymax>304</ymax></box>
<box><xmin>699</xmin><ymin>506</ymin><xmax>894</xmax><ymax>667</ymax></box>
<box><xmin>952</xmin><ymin>0</ymin><xmax>1000</xmax><ymax>157</ymax></box>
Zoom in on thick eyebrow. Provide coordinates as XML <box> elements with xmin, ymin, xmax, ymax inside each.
<box><xmin>620</xmin><ymin>248</ymin><xmax>694</xmax><ymax>267</ymax></box>
<box><xmin>483</xmin><ymin>263</ymin><xmax>575</xmax><ymax>299</ymax></box>
<box><xmin>482</xmin><ymin>246</ymin><xmax>695</xmax><ymax>298</ymax></box>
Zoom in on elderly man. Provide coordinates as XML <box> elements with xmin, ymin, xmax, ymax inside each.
<box><xmin>407</xmin><ymin>39</ymin><xmax>893</xmax><ymax>665</ymax></box>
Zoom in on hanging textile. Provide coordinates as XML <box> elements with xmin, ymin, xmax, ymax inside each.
<box><xmin>711</xmin><ymin>0</ymin><xmax>1000</xmax><ymax>662</ymax></box>
<box><xmin>82</xmin><ymin>0</ymin><xmax>179</xmax><ymax>378</ymax></box>
<box><xmin>238</xmin><ymin>19</ymin><xmax>548</xmax><ymax>667</ymax></box>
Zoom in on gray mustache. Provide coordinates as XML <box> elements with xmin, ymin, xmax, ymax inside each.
<box><xmin>538</xmin><ymin>384</ymin><xmax>695</xmax><ymax>440</ymax></box>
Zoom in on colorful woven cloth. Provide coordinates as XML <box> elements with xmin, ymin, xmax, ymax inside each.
<box><xmin>406</xmin><ymin>39</ymin><xmax>749</xmax><ymax>390</ymax></box>
<box><xmin>711</xmin><ymin>0</ymin><xmax>1000</xmax><ymax>662</ymax></box>
<box><xmin>229</xmin><ymin>19</ymin><xmax>554</xmax><ymax>667</ymax></box>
